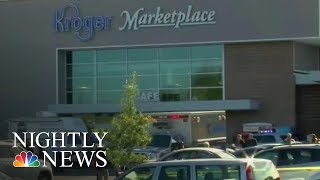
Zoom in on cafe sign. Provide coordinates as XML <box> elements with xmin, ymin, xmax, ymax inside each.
<box><xmin>137</xmin><ymin>91</ymin><xmax>160</xmax><ymax>102</ymax></box>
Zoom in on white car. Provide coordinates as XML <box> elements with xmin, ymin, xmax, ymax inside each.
<box><xmin>254</xmin><ymin>144</ymin><xmax>320</xmax><ymax>180</ymax></box>
<box><xmin>157</xmin><ymin>147</ymin><xmax>235</xmax><ymax>161</ymax></box>
<box><xmin>0</xmin><ymin>141</ymin><xmax>53</xmax><ymax>180</ymax></box>
<box><xmin>115</xmin><ymin>158</ymin><xmax>280</xmax><ymax>180</ymax></box>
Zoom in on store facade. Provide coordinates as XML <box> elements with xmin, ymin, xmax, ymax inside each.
<box><xmin>1</xmin><ymin>0</ymin><xmax>320</xmax><ymax>140</ymax></box>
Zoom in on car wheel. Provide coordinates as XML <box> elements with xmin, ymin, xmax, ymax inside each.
<box><xmin>38</xmin><ymin>172</ymin><xmax>51</xmax><ymax>180</ymax></box>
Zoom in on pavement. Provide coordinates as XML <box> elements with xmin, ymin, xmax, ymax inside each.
<box><xmin>53</xmin><ymin>168</ymin><xmax>116</xmax><ymax>180</ymax></box>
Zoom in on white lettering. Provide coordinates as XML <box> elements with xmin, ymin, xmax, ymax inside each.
<box><xmin>139</xmin><ymin>14</ymin><xmax>148</xmax><ymax>25</ymax></box>
<box><xmin>175</xmin><ymin>12</ymin><xmax>186</xmax><ymax>28</ymax></box>
<box><xmin>43</xmin><ymin>151</ymin><xmax>57</xmax><ymax>167</ymax></box>
<box><xmin>200</xmin><ymin>11</ymin><xmax>208</xmax><ymax>21</ymax></box>
<box><xmin>119</xmin><ymin>8</ymin><xmax>144</xmax><ymax>31</ymax></box>
<box><xmin>52</xmin><ymin>132</ymin><xmax>66</xmax><ymax>148</ymax></box>
<box><xmin>82</xmin><ymin>132</ymin><xmax>94</xmax><ymax>148</ymax></box>
<box><xmin>208</xmin><ymin>11</ymin><xmax>215</xmax><ymax>21</ymax></box>
<box><xmin>67</xmin><ymin>132</ymin><xmax>81</xmax><ymax>148</ymax></box>
<box><xmin>147</xmin><ymin>14</ymin><xmax>156</xmax><ymax>24</ymax></box>
<box><xmin>163</xmin><ymin>13</ymin><xmax>171</xmax><ymax>24</ymax></box>
<box><xmin>191</xmin><ymin>11</ymin><xmax>201</xmax><ymax>22</ymax></box>
<box><xmin>12</xmin><ymin>132</ymin><xmax>27</xmax><ymax>148</ymax></box>
<box><xmin>36</xmin><ymin>132</ymin><xmax>50</xmax><ymax>148</ymax></box>
<box><xmin>96</xmin><ymin>151</ymin><xmax>108</xmax><ymax>167</ymax></box>
<box><xmin>60</xmin><ymin>151</ymin><xmax>73</xmax><ymax>167</ymax></box>
<box><xmin>119</xmin><ymin>6</ymin><xmax>216</xmax><ymax>31</ymax></box>
<box><xmin>93</xmin><ymin>132</ymin><xmax>108</xmax><ymax>148</ymax></box>
<box><xmin>75</xmin><ymin>151</ymin><xmax>95</xmax><ymax>167</ymax></box>
<box><xmin>154</xmin><ymin>7</ymin><xmax>164</xmax><ymax>24</ymax></box>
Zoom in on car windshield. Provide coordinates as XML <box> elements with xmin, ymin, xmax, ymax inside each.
<box><xmin>148</xmin><ymin>135</ymin><xmax>171</xmax><ymax>148</ymax></box>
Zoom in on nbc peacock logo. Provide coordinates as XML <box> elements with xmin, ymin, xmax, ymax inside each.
<box><xmin>13</xmin><ymin>151</ymin><xmax>40</xmax><ymax>167</ymax></box>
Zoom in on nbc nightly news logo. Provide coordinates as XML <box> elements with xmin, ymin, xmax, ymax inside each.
<box><xmin>12</xmin><ymin>132</ymin><xmax>108</xmax><ymax>168</ymax></box>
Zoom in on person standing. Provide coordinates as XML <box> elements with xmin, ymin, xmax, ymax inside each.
<box><xmin>235</xmin><ymin>134</ymin><xmax>245</xmax><ymax>149</ymax></box>
<box><xmin>94</xmin><ymin>145</ymin><xmax>110</xmax><ymax>180</ymax></box>
<box><xmin>284</xmin><ymin>133</ymin><xmax>295</xmax><ymax>144</ymax></box>
<box><xmin>307</xmin><ymin>133</ymin><xmax>318</xmax><ymax>144</ymax></box>
<box><xmin>244</xmin><ymin>133</ymin><xmax>258</xmax><ymax>148</ymax></box>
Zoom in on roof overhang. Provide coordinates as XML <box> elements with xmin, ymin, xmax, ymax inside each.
<box><xmin>295</xmin><ymin>70</ymin><xmax>320</xmax><ymax>85</ymax></box>
<box><xmin>48</xmin><ymin>100</ymin><xmax>260</xmax><ymax>114</ymax></box>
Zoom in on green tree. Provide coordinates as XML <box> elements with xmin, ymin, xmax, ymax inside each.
<box><xmin>106</xmin><ymin>73</ymin><xmax>153</xmax><ymax>169</ymax></box>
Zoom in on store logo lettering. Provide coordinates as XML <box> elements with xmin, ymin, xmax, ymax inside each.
<box><xmin>54</xmin><ymin>4</ymin><xmax>112</xmax><ymax>41</ymax></box>
<box><xmin>119</xmin><ymin>5</ymin><xmax>216</xmax><ymax>31</ymax></box>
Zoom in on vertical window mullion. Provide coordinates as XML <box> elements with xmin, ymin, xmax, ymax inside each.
<box><xmin>157</xmin><ymin>48</ymin><xmax>160</xmax><ymax>100</ymax></box>
<box><xmin>189</xmin><ymin>46</ymin><xmax>192</xmax><ymax>101</ymax></box>
<box><xmin>94</xmin><ymin>50</ymin><xmax>97</xmax><ymax>104</ymax></box>
<box><xmin>126</xmin><ymin>48</ymin><xmax>128</xmax><ymax>80</ymax></box>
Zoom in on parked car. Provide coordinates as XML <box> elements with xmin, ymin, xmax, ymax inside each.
<box><xmin>233</xmin><ymin>143</ymin><xmax>283</xmax><ymax>158</ymax></box>
<box><xmin>134</xmin><ymin>133</ymin><xmax>184</xmax><ymax>161</ymax></box>
<box><xmin>115</xmin><ymin>158</ymin><xmax>280</xmax><ymax>180</ymax></box>
<box><xmin>196</xmin><ymin>137</ymin><xmax>227</xmax><ymax>149</ymax></box>
<box><xmin>253</xmin><ymin>144</ymin><xmax>320</xmax><ymax>180</ymax></box>
<box><xmin>0</xmin><ymin>141</ymin><xmax>53</xmax><ymax>180</ymax></box>
<box><xmin>157</xmin><ymin>147</ymin><xmax>235</xmax><ymax>161</ymax></box>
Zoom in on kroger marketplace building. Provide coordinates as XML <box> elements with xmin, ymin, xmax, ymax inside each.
<box><xmin>1</xmin><ymin>0</ymin><xmax>320</xmax><ymax>141</ymax></box>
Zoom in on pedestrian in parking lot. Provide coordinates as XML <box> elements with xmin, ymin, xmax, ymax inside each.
<box><xmin>235</xmin><ymin>134</ymin><xmax>245</xmax><ymax>149</ymax></box>
<box><xmin>284</xmin><ymin>133</ymin><xmax>295</xmax><ymax>144</ymax></box>
<box><xmin>243</xmin><ymin>133</ymin><xmax>257</xmax><ymax>148</ymax></box>
<box><xmin>307</xmin><ymin>133</ymin><xmax>318</xmax><ymax>144</ymax></box>
<box><xmin>93</xmin><ymin>145</ymin><xmax>110</xmax><ymax>180</ymax></box>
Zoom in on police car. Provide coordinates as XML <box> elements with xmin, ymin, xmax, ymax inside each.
<box><xmin>241</xmin><ymin>123</ymin><xmax>293</xmax><ymax>144</ymax></box>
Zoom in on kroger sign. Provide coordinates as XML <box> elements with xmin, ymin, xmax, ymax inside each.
<box><xmin>54</xmin><ymin>4</ymin><xmax>112</xmax><ymax>41</ymax></box>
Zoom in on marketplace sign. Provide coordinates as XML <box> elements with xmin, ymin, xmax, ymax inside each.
<box><xmin>119</xmin><ymin>5</ymin><xmax>216</xmax><ymax>31</ymax></box>
<box><xmin>54</xmin><ymin>4</ymin><xmax>216</xmax><ymax>41</ymax></box>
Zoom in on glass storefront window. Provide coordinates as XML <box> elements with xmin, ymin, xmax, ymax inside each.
<box><xmin>160</xmin><ymin>74</ymin><xmax>190</xmax><ymax>89</ymax></box>
<box><xmin>67</xmin><ymin>64</ymin><xmax>95</xmax><ymax>78</ymax></box>
<box><xmin>160</xmin><ymin>61</ymin><xmax>190</xmax><ymax>75</ymax></box>
<box><xmin>192</xmin><ymin>88</ymin><xmax>223</xmax><ymax>100</ymax></box>
<box><xmin>69</xmin><ymin>78</ymin><xmax>95</xmax><ymax>91</ymax></box>
<box><xmin>72</xmin><ymin>51</ymin><xmax>95</xmax><ymax>64</ymax></box>
<box><xmin>128</xmin><ymin>48</ymin><xmax>157</xmax><ymax>61</ymax></box>
<box><xmin>191</xmin><ymin>45</ymin><xmax>223</xmax><ymax>59</ymax></box>
<box><xmin>97</xmin><ymin>76</ymin><xmax>126</xmax><ymax>91</ymax></box>
<box><xmin>97</xmin><ymin>91</ymin><xmax>123</xmax><ymax>104</ymax></box>
<box><xmin>128</xmin><ymin>62</ymin><xmax>158</xmax><ymax>75</ymax></box>
<box><xmin>68</xmin><ymin>91</ymin><xmax>95</xmax><ymax>104</ymax></box>
<box><xmin>97</xmin><ymin>63</ymin><xmax>126</xmax><ymax>76</ymax></box>
<box><xmin>191</xmin><ymin>73</ymin><xmax>222</xmax><ymax>87</ymax></box>
<box><xmin>97</xmin><ymin>49</ymin><xmax>126</xmax><ymax>63</ymax></box>
<box><xmin>159</xmin><ymin>47</ymin><xmax>189</xmax><ymax>60</ymax></box>
<box><xmin>136</xmin><ymin>75</ymin><xmax>159</xmax><ymax>90</ymax></box>
<box><xmin>160</xmin><ymin>89</ymin><xmax>190</xmax><ymax>101</ymax></box>
<box><xmin>191</xmin><ymin>59</ymin><xmax>222</xmax><ymax>73</ymax></box>
<box><xmin>65</xmin><ymin>44</ymin><xmax>224</xmax><ymax>104</ymax></box>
